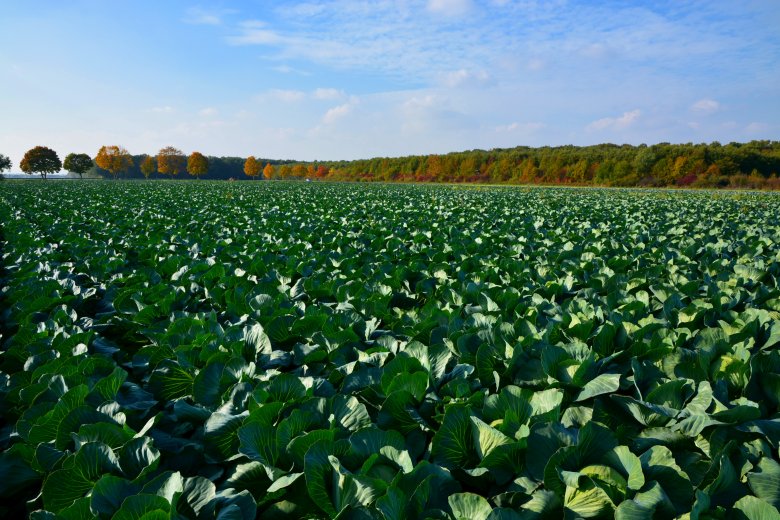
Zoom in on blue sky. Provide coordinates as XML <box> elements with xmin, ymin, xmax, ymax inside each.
<box><xmin>1</xmin><ymin>0</ymin><xmax>778</xmax><ymax>166</ymax></box>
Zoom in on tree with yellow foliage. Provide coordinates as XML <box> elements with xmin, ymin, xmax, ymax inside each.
<box><xmin>291</xmin><ymin>164</ymin><xmax>306</xmax><ymax>179</ymax></box>
<box><xmin>140</xmin><ymin>155</ymin><xmax>156</xmax><ymax>179</ymax></box>
<box><xmin>187</xmin><ymin>152</ymin><xmax>209</xmax><ymax>180</ymax></box>
<box><xmin>157</xmin><ymin>146</ymin><xmax>186</xmax><ymax>177</ymax></box>
<box><xmin>244</xmin><ymin>156</ymin><xmax>261</xmax><ymax>180</ymax></box>
<box><xmin>278</xmin><ymin>164</ymin><xmax>292</xmax><ymax>179</ymax></box>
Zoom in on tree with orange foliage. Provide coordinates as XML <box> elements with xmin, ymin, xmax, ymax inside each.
<box><xmin>315</xmin><ymin>165</ymin><xmax>329</xmax><ymax>178</ymax></box>
<box><xmin>244</xmin><ymin>156</ymin><xmax>261</xmax><ymax>180</ymax></box>
<box><xmin>95</xmin><ymin>145</ymin><xmax>133</xmax><ymax>180</ymax></box>
<box><xmin>263</xmin><ymin>162</ymin><xmax>275</xmax><ymax>180</ymax></box>
<box><xmin>187</xmin><ymin>152</ymin><xmax>209</xmax><ymax>180</ymax></box>
<box><xmin>157</xmin><ymin>146</ymin><xmax>186</xmax><ymax>177</ymax></box>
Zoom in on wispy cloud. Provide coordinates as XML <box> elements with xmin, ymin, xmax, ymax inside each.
<box><xmin>746</xmin><ymin>122</ymin><xmax>769</xmax><ymax>133</ymax></box>
<box><xmin>427</xmin><ymin>0</ymin><xmax>473</xmax><ymax>17</ymax></box>
<box><xmin>184</xmin><ymin>7</ymin><xmax>228</xmax><ymax>26</ymax></box>
<box><xmin>587</xmin><ymin>110</ymin><xmax>641</xmax><ymax>132</ymax></box>
<box><xmin>269</xmin><ymin>89</ymin><xmax>306</xmax><ymax>102</ymax></box>
<box><xmin>313</xmin><ymin>88</ymin><xmax>345</xmax><ymax>100</ymax></box>
<box><xmin>219</xmin><ymin>1</ymin><xmax>777</xmax><ymax>93</ymax></box>
<box><xmin>322</xmin><ymin>104</ymin><xmax>352</xmax><ymax>124</ymax></box>
<box><xmin>440</xmin><ymin>69</ymin><xmax>490</xmax><ymax>88</ymax></box>
<box><xmin>691</xmin><ymin>99</ymin><xmax>720</xmax><ymax>114</ymax></box>
<box><xmin>256</xmin><ymin>88</ymin><xmax>346</xmax><ymax>103</ymax></box>
<box><xmin>495</xmin><ymin>122</ymin><xmax>544</xmax><ymax>133</ymax></box>
<box><xmin>227</xmin><ymin>21</ymin><xmax>283</xmax><ymax>45</ymax></box>
<box><xmin>273</xmin><ymin>64</ymin><xmax>311</xmax><ymax>76</ymax></box>
<box><xmin>148</xmin><ymin>106</ymin><xmax>174</xmax><ymax>114</ymax></box>
<box><xmin>198</xmin><ymin>107</ymin><xmax>218</xmax><ymax>117</ymax></box>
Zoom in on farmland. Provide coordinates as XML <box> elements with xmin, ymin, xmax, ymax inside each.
<box><xmin>1</xmin><ymin>180</ymin><xmax>779</xmax><ymax>519</ymax></box>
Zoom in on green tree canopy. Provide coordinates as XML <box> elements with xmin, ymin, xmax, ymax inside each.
<box><xmin>63</xmin><ymin>153</ymin><xmax>93</xmax><ymax>179</ymax></box>
<box><xmin>0</xmin><ymin>153</ymin><xmax>11</xmax><ymax>173</ymax></box>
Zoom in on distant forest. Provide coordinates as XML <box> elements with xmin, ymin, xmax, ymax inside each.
<box><xmin>82</xmin><ymin>140</ymin><xmax>780</xmax><ymax>189</ymax></box>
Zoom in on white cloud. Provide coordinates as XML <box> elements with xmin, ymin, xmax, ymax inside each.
<box><xmin>441</xmin><ymin>69</ymin><xmax>490</xmax><ymax>88</ymax></box>
<box><xmin>691</xmin><ymin>98</ymin><xmax>720</xmax><ymax>114</ymax></box>
<box><xmin>579</xmin><ymin>43</ymin><xmax>614</xmax><ymax>60</ymax></box>
<box><xmin>587</xmin><ymin>109</ymin><xmax>641</xmax><ymax>131</ymax></box>
<box><xmin>313</xmin><ymin>88</ymin><xmax>344</xmax><ymax>100</ymax></box>
<box><xmin>427</xmin><ymin>0</ymin><xmax>473</xmax><ymax>16</ymax></box>
<box><xmin>496</xmin><ymin>122</ymin><xmax>544</xmax><ymax>133</ymax></box>
<box><xmin>403</xmin><ymin>95</ymin><xmax>439</xmax><ymax>111</ymax></box>
<box><xmin>149</xmin><ymin>106</ymin><xmax>174</xmax><ymax>113</ymax></box>
<box><xmin>322</xmin><ymin>102</ymin><xmax>353</xmax><ymax>124</ymax></box>
<box><xmin>273</xmin><ymin>64</ymin><xmax>311</xmax><ymax>76</ymax></box>
<box><xmin>199</xmin><ymin>107</ymin><xmax>218</xmax><ymax>117</ymax></box>
<box><xmin>283</xmin><ymin>3</ymin><xmax>328</xmax><ymax>17</ymax></box>
<box><xmin>746</xmin><ymin>122</ymin><xmax>769</xmax><ymax>133</ymax></box>
<box><xmin>184</xmin><ymin>7</ymin><xmax>227</xmax><ymax>25</ymax></box>
<box><xmin>227</xmin><ymin>21</ymin><xmax>283</xmax><ymax>45</ymax></box>
<box><xmin>270</xmin><ymin>89</ymin><xmax>306</xmax><ymax>102</ymax></box>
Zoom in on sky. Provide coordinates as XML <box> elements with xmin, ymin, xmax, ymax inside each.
<box><xmin>1</xmin><ymin>0</ymin><xmax>778</xmax><ymax>167</ymax></box>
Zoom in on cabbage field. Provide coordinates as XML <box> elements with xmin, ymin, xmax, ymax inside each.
<box><xmin>1</xmin><ymin>181</ymin><xmax>779</xmax><ymax>520</ymax></box>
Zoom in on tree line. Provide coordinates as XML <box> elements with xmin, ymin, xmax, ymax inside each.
<box><xmin>321</xmin><ymin>140</ymin><xmax>780</xmax><ymax>189</ymax></box>
<box><xmin>2</xmin><ymin>140</ymin><xmax>779</xmax><ymax>189</ymax></box>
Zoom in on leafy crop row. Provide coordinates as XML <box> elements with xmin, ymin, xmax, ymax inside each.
<box><xmin>1</xmin><ymin>181</ymin><xmax>779</xmax><ymax>519</ymax></box>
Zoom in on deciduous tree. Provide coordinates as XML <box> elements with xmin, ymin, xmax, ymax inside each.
<box><xmin>263</xmin><ymin>162</ymin><xmax>275</xmax><ymax>180</ymax></box>
<box><xmin>291</xmin><ymin>164</ymin><xmax>306</xmax><ymax>179</ymax></box>
<box><xmin>95</xmin><ymin>145</ymin><xmax>134</xmax><ymax>180</ymax></box>
<box><xmin>20</xmin><ymin>146</ymin><xmax>61</xmax><ymax>179</ymax></box>
<box><xmin>140</xmin><ymin>155</ymin><xmax>157</xmax><ymax>179</ymax></box>
<box><xmin>188</xmin><ymin>152</ymin><xmax>209</xmax><ymax>180</ymax></box>
<box><xmin>157</xmin><ymin>146</ymin><xmax>186</xmax><ymax>177</ymax></box>
<box><xmin>63</xmin><ymin>153</ymin><xmax>93</xmax><ymax>179</ymax></box>
<box><xmin>278</xmin><ymin>164</ymin><xmax>292</xmax><ymax>179</ymax></box>
<box><xmin>244</xmin><ymin>156</ymin><xmax>261</xmax><ymax>180</ymax></box>
<box><xmin>0</xmin><ymin>154</ymin><xmax>11</xmax><ymax>178</ymax></box>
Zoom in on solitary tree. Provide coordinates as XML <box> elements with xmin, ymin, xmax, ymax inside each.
<box><xmin>95</xmin><ymin>145</ymin><xmax>134</xmax><ymax>180</ymax></box>
<box><xmin>157</xmin><ymin>146</ymin><xmax>186</xmax><ymax>177</ymax></box>
<box><xmin>63</xmin><ymin>153</ymin><xmax>93</xmax><ymax>179</ymax></box>
<box><xmin>20</xmin><ymin>146</ymin><xmax>61</xmax><ymax>179</ymax></box>
<box><xmin>140</xmin><ymin>155</ymin><xmax>157</xmax><ymax>179</ymax></box>
<box><xmin>0</xmin><ymin>154</ymin><xmax>11</xmax><ymax>179</ymax></box>
<box><xmin>187</xmin><ymin>152</ymin><xmax>209</xmax><ymax>180</ymax></box>
<box><xmin>244</xmin><ymin>156</ymin><xmax>261</xmax><ymax>180</ymax></box>
<box><xmin>263</xmin><ymin>162</ymin><xmax>275</xmax><ymax>180</ymax></box>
